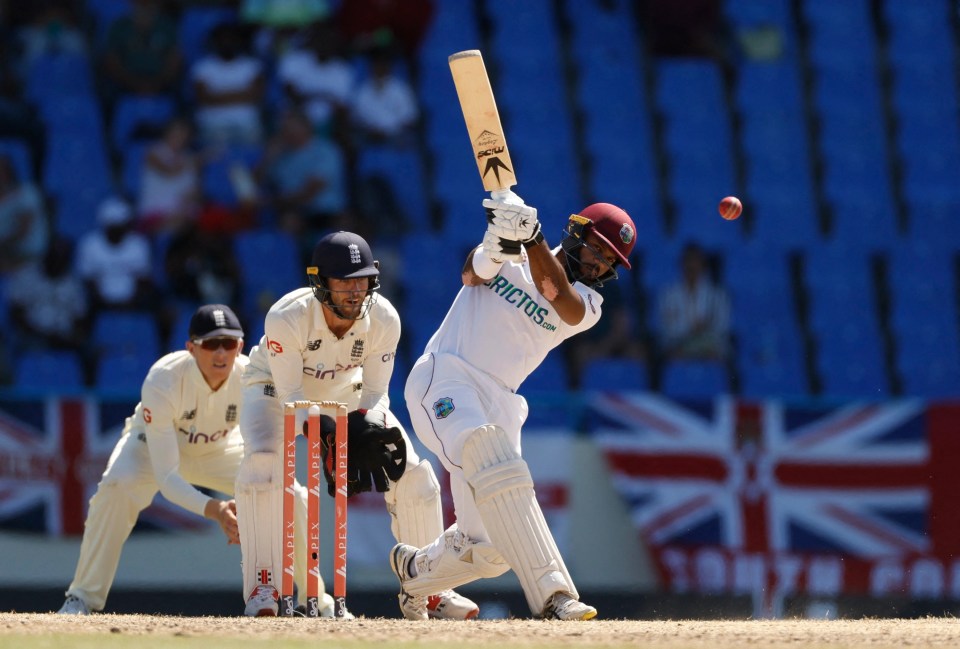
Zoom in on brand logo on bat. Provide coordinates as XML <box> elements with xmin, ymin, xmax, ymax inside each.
<box><xmin>483</xmin><ymin>157</ymin><xmax>512</xmax><ymax>186</ymax></box>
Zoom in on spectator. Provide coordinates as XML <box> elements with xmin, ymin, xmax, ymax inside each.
<box><xmin>137</xmin><ymin>117</ymin><xmax>201</xmax><ymax>235</ymax></box>
<box><xmin>101</xmin><ymin>0</ymin><xmax>181</xmax><ymax>101</ymax></box>
<box><xmin>0</xmin><ymin>154</ymin><xmax>49</xmax><ymax>274</ymax></box>
<box><xmin>241</xmin><ymin>0</ymin><xmax>331</xmax><ymax>28</ymax></box>
<box><xmin>338</xmin><ymin>0</ymin><xmax>434</xmax><ymax>60</ymax></box>
<box><xmin>655</xmin><ymin>242</ymin><xmax>731</xmax><ymax>361</ymax></box>
<box><xmin>276</xmin><ymin>20</ymin><xmax>354</xmax><ymax>137</ymax></box>
<box><xmin>191</xmin><ymin>22</ymin><xmax>266</xmax><ymax>147</ymax></box>
<box><xmin>15</xmin><ymin>0</ymin><xmax>88</xmax><ymax>70</ymax></box>
<box><xmin>262</xmin><ymin>108</ymin><xmax>348</xmax><ymax>249</ymax></box>
<box><xmin>7</xmin><ymin>235</ymin><xmax>95</xmax><ymax>384</ymax></box>
<box><xmin>164</xmin><ymin>222</ymin><xmax>242</xmax><ymax>309</ymax></box>
<box><xmin>0</xmin><ymin>29</ymin><xmax>46</xmax><ymax>178</ymax></box>
<box><xmin>638</xmin><ymin>0</ymin><xmax>726</xmax><ymax>59</ymax></box>
<box><xmin>349</xmin><ymin>47</ymin><xmax>419</xmax><ymax>148</ymax></box>
<box><xmin>76</xmin><ymin>197</ymin><xmax>155</xmax><ymax>313</ymax></box>
<box><xmin>566</xmin><ymin>280</ymin><xmax>647</xmax><ymax>388</ymax></box>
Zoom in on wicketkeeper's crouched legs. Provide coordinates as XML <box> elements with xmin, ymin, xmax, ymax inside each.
<box><xmin>65</xmin><ymin>478</ymin><xmax>158</xmax><ymax>611</ymax></box>
<box><xmin>385</xmin><ymin>459</ymin><xmax>443</xmax><ymax>547</ymax></box>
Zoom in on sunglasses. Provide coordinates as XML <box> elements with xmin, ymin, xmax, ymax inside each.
<box><xmin>192</xmin><ymin>337</ymin><xmax>240</xmax><ymax>351</ymax></box>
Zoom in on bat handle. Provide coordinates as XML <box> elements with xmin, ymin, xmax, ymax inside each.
<box><xmin>490</xmin><ymin>188</ymin><xmax>522</xmax><ymax>204</ymax></box>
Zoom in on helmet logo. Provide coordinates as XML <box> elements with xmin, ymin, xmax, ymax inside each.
<box><xmin>348</xmin><ymin>244</ymin><xmax>361</xmax><ymax>264</ymax></box>
<box><xmin>619</xmin><ymin>224</ymin><xmax>634</xmax><ymax>244</ymax></box>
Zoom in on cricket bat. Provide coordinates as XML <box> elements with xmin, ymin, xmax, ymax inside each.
<box><xmin>448</xmin><ymin>49</ymin><xmax>517</xmax><ymax>193</ymax></box>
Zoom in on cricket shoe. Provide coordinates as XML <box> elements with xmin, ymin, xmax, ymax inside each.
<box><xmin>390</xmin><ymin>543</ymin><xmax>427</xmax><ymax>620</ymax></box>
<box><xmin>244</xmin><ymin>585</ymin><xmax>279</xmax><ymax>617</ymax></box>
<box><xmin>427</xmin><ymin>590</ymin><xmax>480</xmax><ymax>620</ymax></box>
<box><xmin>57</xmin><ymin>595</ymin><xmax>90</xmax><ymax>615</ymax></box>
<box><xmin>542</xmin><ymin>592</ymin><xmax>597</xmax><ymax>621</ymax></box>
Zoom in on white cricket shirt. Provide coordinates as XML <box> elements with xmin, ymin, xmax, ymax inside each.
<box><xmin>424</xmin><ymin>256</ymin><xmax>603</xmax><ymax>392</ymax></box>
<box><xmin>134</xmin><ymin>350</ymin><xmax>248</xmax><ymax>516</ymax></box>
<box><xmin>244</xmin><ymin>287</ymin><xmax>400</xmax><ymax>413</ymax></box>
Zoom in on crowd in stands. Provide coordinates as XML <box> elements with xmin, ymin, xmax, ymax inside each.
<box><xmin>0</xmin><ymin>0</ymin><xmax>433</xmax><ymax>390</ymax></box>
<box><xmin>0</xmin><ymin>0</ymin><xmax>955</xmax><ymax>402</ymax></box>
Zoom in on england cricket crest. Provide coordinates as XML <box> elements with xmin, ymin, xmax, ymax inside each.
<box><xmin>433</xmin><ymin>397</ymin><xmax>455</xmax><ymax>419</ymax></box>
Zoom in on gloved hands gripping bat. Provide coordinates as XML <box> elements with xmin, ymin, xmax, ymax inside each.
<box><xmin>310</xmin><ymin>409</ymin><xmax>407</xmax><ymax>497</ymax></box>
<box><xmin>481</xmin><ymin>190</ymin><xmax>541</xmax><ymax>263</ymax></box>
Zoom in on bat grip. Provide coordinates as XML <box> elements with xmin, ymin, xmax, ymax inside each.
<box><xmin>490</xmin><ymin>188</ymin><xmax>522</xmax><ymax>204</ymax></box>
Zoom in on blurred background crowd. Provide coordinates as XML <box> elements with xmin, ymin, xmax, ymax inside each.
<box><xmin>0</xmin><ymin>0</ymin><xmax>957</xmax><ymax>405</ymax></box>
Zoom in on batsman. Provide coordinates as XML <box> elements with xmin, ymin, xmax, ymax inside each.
<box><xmin>235</xmin><ymin>231</ymin><xmax>478</xmax><ymax>619</ymax></box>
<box><xmin>393</xmin><ymin>193</ymin><xmax>637</xmax><ymax>620</ymax></box>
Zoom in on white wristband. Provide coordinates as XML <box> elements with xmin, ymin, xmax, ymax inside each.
<box><xmin>472</xmin><ymin>246</ymin><xmax>503</xmax><ymax>279</ymax></box>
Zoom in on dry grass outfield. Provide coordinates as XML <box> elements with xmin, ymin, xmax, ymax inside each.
<box><xmin>1</xmin><ymin>614</ymin><xmax>959</xmax><ymax>649</ymax></box>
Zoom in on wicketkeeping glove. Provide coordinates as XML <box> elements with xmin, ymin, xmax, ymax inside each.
<box><xmin>483</xmin><ymin>191</ymin><xmax>540</xmax><ymax>243</ymax></box>
<box><xmin>319</xmin><ymin>410</ymin><xmax>406</xmax><ymax>497</ymax></box>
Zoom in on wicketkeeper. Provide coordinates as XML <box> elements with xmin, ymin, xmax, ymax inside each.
<box><xmin>235</xmin><ymin>231</ymin><xmax>478</xmax><ymax>619</ymax></box>
<box><xmin>394</xmin><ymin>193</ymin><xmax>637</xmax><ymax>620</ymax></box>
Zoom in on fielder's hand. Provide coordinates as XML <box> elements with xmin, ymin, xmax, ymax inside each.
<box><xmin>483</xmin><ymin>192</ymin><xmax>540</xmax><ymax>243</ymax></box>
<box><xmin>482</xmin><ymin>229</ymin><xmax>523</xmax><ymax>263</ymax></box>
<box><xmin>205</xmin><ymin>498</ymin><xmax>240</xmax><ymax>545</ymax></box>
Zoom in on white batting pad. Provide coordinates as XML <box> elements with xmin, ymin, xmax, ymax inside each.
<box><xmin>236</xmin><ymin>452</ymin><xmax>283</xmax><ymax>600</ymax></box>
<box><xmin>400</xmin><ymin>526</ymin><xmax>509</xmax><ymax>596</ymax></box>
<box><xmin>462</xmin><ymin>425</ymin><xmax>577</xmax><ymax>615</ymax></box>
<box><xmin>386</xmin><ymin>459</ymin><xmax>444</xmax><ymax>547</ymax></box>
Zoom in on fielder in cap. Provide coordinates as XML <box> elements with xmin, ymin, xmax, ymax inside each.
<box><xmin>393</xmin><ymin>191</ymin><xmax>637</xmax><ymax>620</ymax></box>
<box><xmin>235</xmin><ymin>231</ymin><xmax>478</xmax><ymax>619</ymax></box>
<box><xmin>57</xmin><ymin>304</ymin><xmax>303</xmax><ymax>615</ymax></box>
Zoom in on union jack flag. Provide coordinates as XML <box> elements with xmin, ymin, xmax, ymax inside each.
<box><xmin>0</xmin><ymin>397</ymin><xmax>210</xmax><ymax>536</ymax></box>
<box><xmin>589</xmin><ymin>393</ymin><xmax>960</xmax><ymax>612</ymax></box>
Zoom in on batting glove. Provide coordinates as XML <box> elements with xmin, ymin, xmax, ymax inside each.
<box><xmin>483</xmin><ymin>192</ymin><xmax>540</xmax><ymax>243</ymax></box>
<box><xmin>482</xmin><ymin>229</ymin><xmax>523</xmax><ymax>263</ymax></box>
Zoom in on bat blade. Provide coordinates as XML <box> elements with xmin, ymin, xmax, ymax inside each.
<box><xmin>448</xmin><ymin>49</ymin><xmax>517</xmax><ymax>193</ymax></box>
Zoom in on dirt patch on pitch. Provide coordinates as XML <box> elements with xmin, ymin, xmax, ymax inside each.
<box><xmin>1</xmin><ymin>614</ymin><xmax>959</xmax><ymax>648</ymax></box>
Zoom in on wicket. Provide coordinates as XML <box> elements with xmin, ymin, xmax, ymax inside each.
<box><xmin>281</xmin><ymin>400</ymin><xmax>349</xmax><ymax>618</ymax></box>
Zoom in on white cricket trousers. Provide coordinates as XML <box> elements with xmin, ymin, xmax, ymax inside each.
<box><xmin>404</xmin><ymin>352</ymin><xmax>528</xmax><ymax>543</ymax></box>
<box><xmin>65</xmin><ymin>428</ymin><xmax>244</xmax><ymax>611</ymax></box>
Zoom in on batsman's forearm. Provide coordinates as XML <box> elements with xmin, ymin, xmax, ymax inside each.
<box><xmin>527</xmin><ymin>244</ymin><xmax>585</xmax><ymax>325</ymax></box>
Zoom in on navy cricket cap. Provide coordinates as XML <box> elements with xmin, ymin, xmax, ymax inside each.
<box><xmin>189</xmin><ymin>304</ymin><xmax>244</xmax><ymax>340</ymax></box>
<box><xmin>309</xmin><ymin>231</ymin><xmax>379</xmax><ymax>279</ymax></box>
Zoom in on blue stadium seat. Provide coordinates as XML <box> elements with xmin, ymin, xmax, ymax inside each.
<box><xmin>829</xmin><ymin>200</ymin><xmax>901</xmax><ymax>250</ymax></box>
<box><xmin>24</xmin><ymin>53</ymin><xmax>95</xmax><ymax>106</ymax></box>
<box><xmin>355</xmin><ymin>145</ymin><xmax>430</xmax><ymax>232</ymax></box>
<box><xmin>43</xmin><ymin>133</ymin><xmax>113</xmax><ymax>201</ymax></box>
<box><xmin>96</xmin><ymin>349</ymin><xmax>155</xmax><ymax>395</ymax></box>
<box><xmin>0</xmin><ymin>138</ymin><xmax>34</xmax><ymax>181</ymax></box>
<box><xmin>661</xmin><ymin>360</ymin><xmax>730</xmax><ymax>400</ymax></box>
<box><xmin>55</xmin><ymin>183</ymin><xmax>114</xmax><ymax>240</ymax></box>
<box><xmin>15</xmin><ymin>350</ymin><xmax>85</xmax><ymax>391</ymax></box>
<box><xmin>655</xmin><ymin>60</ymin><xmax>725</xmax><ymax>114</ymax></box>
<box><xmin>121</xmin><ymin>141</ymin><xmax>150</xmax><ymax>197</ymax></box>
<box><xmin>201</xmin><ymin>144</ymin><xmax>263</xmax><ymax>208</ymax></box>
<box><xmin>111</xmin><ymin>95</ymin><xmax>176</xmax><ymax>151</ymax></box>
<box><xmin>92</xmin><ymin>311</ymin><xmax>162</xmax><ymax>360</ymax></box>
<box><xmin>582</xmin><ymin>358</ymin><xmax>650</xmax><ymax>393</ymax></box>
<box><xmin>234</xmin><ymin>230</ymin><xmax>303</xmax><ymax>322</ymax></box>
<box><xmin>906</xmin><ymin>201</ymin><xmax>960</xmax><ymax>247</ymax></box>
<box><xmin>520</xmin><ymin>352</ymin><xmax>570</xmax><ymax>396</ymax></box>
<box><xmin>736</xmin><ymin>63</ymin><xmax>804</xmax><ymax>116</ymax></box>
<box><xmin>178</xmin><ymin>6</ymin><xmax>238</xmax><ymax>65</ymax></box>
